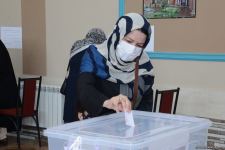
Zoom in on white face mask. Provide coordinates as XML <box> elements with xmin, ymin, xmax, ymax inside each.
<box><xmin>116</xmin><ymin>40</ymin><xmax>143</xmax><ymax>62</ymax></box>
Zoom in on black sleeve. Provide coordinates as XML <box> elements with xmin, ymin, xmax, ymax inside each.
<box><xmin>136</xmin><ymin>87</ymin><xmax>153</xmax><ymax>111</ymax></box>
<box><xmin>77</xmin><ymin>72</ymin><xmax>109</xmax><ymax>117</ymax></box>
<box><xmin>136</xmin><ymin>76</ymin><xmax>154</xmax><ymax>112</ymax></box>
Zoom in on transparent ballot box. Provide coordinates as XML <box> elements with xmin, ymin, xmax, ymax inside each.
<box><xmin>44</xmin><ymin>111</ymin><xmax>211</xmax><ymax>150</ymax></box>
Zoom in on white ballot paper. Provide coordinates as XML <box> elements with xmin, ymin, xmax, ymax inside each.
<box><xmin>125</xmin><ymin>111</ymin><xmax>135</xmax><ymax>127</ymax></box>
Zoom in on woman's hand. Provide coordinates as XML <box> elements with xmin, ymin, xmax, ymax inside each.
<box><xmin>103</xmin><ymin>94</ymin><xmax>131</xmax><ymax>112</ymax></box>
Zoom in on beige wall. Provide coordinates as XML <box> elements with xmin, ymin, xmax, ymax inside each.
<box><xmin>22</xmin><ymin>0</ymin><xmax>46</xmax><ymax>75</ymax></box>
<box><xmin>152</xmin><ymin>60</ymin><xmax>225</xmax><ymax>119</ymax></box>
<box><xmin>44</xmin><ymin>0</ymin><xmax>118</xmax><ymax>84</ymax></box>
<box><xmin>126</xmin><ymin>0</ymin><xmax>225</xmax><ymax>53</ymax></box>
<box><xmin>0</xmin><ymin>0</ymin><xmax>22</xmax><ymax>77</ymax></box>
<box><xmin>0</xmin><ymin>0</ymin><xmax>21</xmax><ymax>26</ymax></box>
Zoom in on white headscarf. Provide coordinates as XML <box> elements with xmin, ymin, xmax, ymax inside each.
<box><xmin>96</xmin><ymin>13</ymin><xmax>153</xmax><ymax>83</ymax></box>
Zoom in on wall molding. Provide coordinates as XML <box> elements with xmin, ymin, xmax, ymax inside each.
<box><xmin>147</xmin><ymin>52</ymin><xmax>225</xmax><ymax>62</ymax></box>
<box><xmin>119</xmin><ymin>0</ymin><xmax>125</xmax><ymax>17</ymax></box>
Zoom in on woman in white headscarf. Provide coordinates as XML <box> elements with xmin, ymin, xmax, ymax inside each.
<box><xmin>77</xmin><ymin>13</ymin><xmax>154</xmax><ymax>118</ymax></box>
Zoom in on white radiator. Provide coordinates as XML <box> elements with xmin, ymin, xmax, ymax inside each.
<box><xmin>23</xmin><ymin>85</ymin><xmax>65</xmax><ymax>128</ymax></box>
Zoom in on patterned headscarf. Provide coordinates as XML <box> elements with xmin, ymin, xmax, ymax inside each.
<box><xmin>70</xmin><ymin>28</ymin><xmax>106</xmax><ymax>58</ymax></box>
<box><xmin>96</xmin><ymin>13</ymin><xmax>153</xmax><ymax>83</ymax></box>
<box><xmin>65</xmin><ymin>28</ymin><xmax>106</xmax><ymax>82</ymax></box>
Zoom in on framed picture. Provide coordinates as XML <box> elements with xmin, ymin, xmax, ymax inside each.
<box><xmin>144</xmin><ymin>0</ymin><xmax>196</xmax><ymax>19</ymax></box>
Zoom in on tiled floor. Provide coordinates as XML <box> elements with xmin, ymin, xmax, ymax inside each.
<box><xmin>206</xmin><ymin>118</ymin><xmax>225</xmax><ymax>150</ymax></box>
<box><xmin>0</xmin><ymin>136</ymin><xmax>48</xmax><ymax>150</ymax></box>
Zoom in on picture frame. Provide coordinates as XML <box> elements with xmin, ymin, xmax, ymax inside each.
<box><xmin>144</xmin><ymin>0</ymin><xmax>196</xmax><ymax>19</ymax></box>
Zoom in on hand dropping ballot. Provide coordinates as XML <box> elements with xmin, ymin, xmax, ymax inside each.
<box><xmin>125</xmin><ymin>111</ymin><xmax>135</xmax><ymax>127</ymax></box>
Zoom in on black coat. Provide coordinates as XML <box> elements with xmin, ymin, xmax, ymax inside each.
<box><xmin>0</xmin><ymin>40</ymin><xmax>18</xmax><ymax>130</ymax></box>
<box><xmin>63</xmin><ymin>51</ymin><xmax>86</xmax><ymax>122</ymax></box>
<box><xmin>0</xmin><ymin>40</ymin><xmax>18</xmax><ymax>108</ymax></box>
<box><xmin>77</xmin><ymin>72</ymin><xmax>154</xmax><ymax>118</ymax></box>
<box><xmin>76</xmin><ymin>46</ymin><xmax>154</xmax><ymax>118</ymax></box>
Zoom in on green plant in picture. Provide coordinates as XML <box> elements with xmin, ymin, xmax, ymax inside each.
<box><xmin>152</xmin><ymin>12</ymin><xmax>164</xmax><ymax>18</ymax></box>
<box><xmin>161</xmin><ymin>7</ymin><xmax>180</xmax><ymax>18</ymax></box>
<box><xmin>144</xmin><ymin>0</ymin><xmax>196</xmax><ymax>19</ymax></box>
